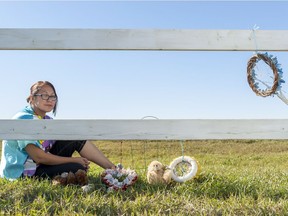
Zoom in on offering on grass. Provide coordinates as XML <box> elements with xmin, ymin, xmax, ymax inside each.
<box><xmin>101</xmin><ymin>167</ymin><xmax>138</xmax><ymax>191</ymax></box>
<box><xmin>169</xmin><ymin>156</ymin><xmax>201</xmax><ymax>183</ymax></box>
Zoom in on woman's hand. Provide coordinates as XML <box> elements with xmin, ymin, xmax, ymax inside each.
<box><xmin>73</xmin><ymin>157</ymin><xmax>90</xmax><ymax>169</ymax></box>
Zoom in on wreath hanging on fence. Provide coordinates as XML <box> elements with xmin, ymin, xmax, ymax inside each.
<box><xmin>247</xmin><ymin>52</ymin><xmax>284</xmax><ymax>97</ymax></box>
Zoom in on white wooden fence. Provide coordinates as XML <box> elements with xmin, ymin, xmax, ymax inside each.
<box><xmin>1</xmin><ymin>29</ymin><xmax>288</xmax><ymax>140</ymax></box>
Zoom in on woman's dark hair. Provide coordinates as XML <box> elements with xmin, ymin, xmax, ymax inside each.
<box><xmin>26</xmin><ymin>81</ymin><xmax>58</xmax><ymax>115</ymax></box>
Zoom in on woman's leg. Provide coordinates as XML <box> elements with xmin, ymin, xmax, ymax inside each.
<box><xmin>79</xmin><ymin>141</ymin><xmax>115</xmax><ymax>169</ymax></box>
<box><xmin>49</xmin><ymin>140</ymin><xmax>86</xmax><ymax>157</ymax></box>
<box><xmin>35</xmin><ymin>140</ymin><xmax>87</xmax><ymax>178</ymax></box>
<box><xmin>36</xmin><ymin>140</ymin><xmax>114</xmax><ymax>177</ymax></box>
<box><xmin>35</xmin><ymin>163</ymin><xmax>85</xmax><ymax>178</ymax></box>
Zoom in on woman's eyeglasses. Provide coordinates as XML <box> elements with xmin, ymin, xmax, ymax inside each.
<box><xmin>34</xmin><ymin>94</ymin><xmax>57</xmax><ymax>101</ymax></box>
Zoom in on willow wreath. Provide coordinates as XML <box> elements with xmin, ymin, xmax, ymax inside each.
<box><xmin>247</xmin><ymin>52</ymin><xmax>284</xmax><ymax>97</ymax></box>
<box><xmin>169</xmin><ymin>156</ymin><xmax>201</xmax><ymax>183</ymax></box>
<box><xmin>101</xmin><ymin>167</ymin><xmax>138</xmax><ymax>191</ymax></box>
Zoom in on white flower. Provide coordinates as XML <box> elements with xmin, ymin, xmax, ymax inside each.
<box><xmin>112</xmin><ymin>179</ymin><xmax>119</xmax><ymax>184</ymax></box>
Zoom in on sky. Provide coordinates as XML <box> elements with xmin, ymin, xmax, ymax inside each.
<box><xmin>0</xmin><ymin>1</ymin><xmax>288</xmax><ymax>119</ymax></box>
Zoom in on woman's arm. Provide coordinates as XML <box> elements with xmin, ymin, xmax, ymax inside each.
<box><xmin>79</xmin><ymin>141</ymin><xmax>115</xmax><ymax>169</ymax></box>
<box><xmin>25</xmin><ymin>144</ymin><xmax>90</xmax><ymax>168</ymax></box>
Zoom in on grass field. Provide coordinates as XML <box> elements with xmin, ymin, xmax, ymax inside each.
<box><xmin>1</xmin><ymin>140</ymin><xmax>288</xmax><ymax>215</ymax></box>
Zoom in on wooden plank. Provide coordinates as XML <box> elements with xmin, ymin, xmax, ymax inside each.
<box><xmin>0</xmin><ymin>119</ymin><xmax>288</xmax><ymax>140</ymax></box>
<box><xmin>0</xmin><ymin>29</ymin><xmax>288</xmax><ymax>51</ymax></box>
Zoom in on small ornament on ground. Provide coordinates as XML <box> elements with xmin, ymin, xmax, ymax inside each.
<box><xmin>101</xmin><ymin>164</ymin><xmax>138</xmax><ymax>191</ymax></box>
<box><xmin>81</xmin><ymin>184</ymin><xmax>95</xmax><ymax>193</ymax></box>
<box><xmin>169</xmin><ymin>156</ymin><xmax>201</xmax><ymax>183</ymax></box>
<box><xmin>52</xmin><ymin>169</ymin><xmax>88</xmax><ymax>186</ymax></box>
<box><xmin>146</xmin><ymin>160</ymin><xmax>172</xmax><ymax>184</ymax></box>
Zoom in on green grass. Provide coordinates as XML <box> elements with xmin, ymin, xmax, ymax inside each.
<box><xmin>1</xmin><ymin>140</ymin><xmax>288</xmax><ymax>215</ymax></box>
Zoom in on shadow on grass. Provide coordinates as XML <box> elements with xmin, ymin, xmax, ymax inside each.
<box><xmin>87</xmin><ymin>171</ymin><xmax>288</xmax><ymax>201</ymax></box>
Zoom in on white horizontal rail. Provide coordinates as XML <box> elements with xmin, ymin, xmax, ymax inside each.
<box><xmin>0</xmin><ymin>29</ymin><xmax>288</xmax><ymax>51</ymax></box>
<box><xmin>0</xmin><ymin>119</ymin><xmax>288</xmax><ymax>140</ymax></box>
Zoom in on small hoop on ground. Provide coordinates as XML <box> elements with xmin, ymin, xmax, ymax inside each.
<box><xmin>169</xmin><ymin>156</ymin><xmax>200</xmax><ymax>183</ymax></box>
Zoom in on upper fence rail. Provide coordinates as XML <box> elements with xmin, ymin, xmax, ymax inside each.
<box><xmin>0</xmin><ymin>29</ymin><xmax>288</xmax><ymax>51</ymax></box>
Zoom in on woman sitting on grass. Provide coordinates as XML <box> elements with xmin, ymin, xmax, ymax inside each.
<box><xmin>0</xmin><ymin>80</ymin><xmax>115</xmax><ymax>181</ymax></box>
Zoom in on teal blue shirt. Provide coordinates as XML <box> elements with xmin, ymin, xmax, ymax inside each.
<box><xmin>0</xmin><ymin>106</ymin><xmax>53</xmax><ymax>180</ymax></box>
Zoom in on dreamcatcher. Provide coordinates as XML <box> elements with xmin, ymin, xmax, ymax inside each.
<box><xmin>247</xmin><ymin>25</ymin><xmax>287</xmax><ymax>104</ymax></box>
<box><xmin>247</xmin><ymin>52</ymin><xmax>287</xmax><ymax>104</ymax></box>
